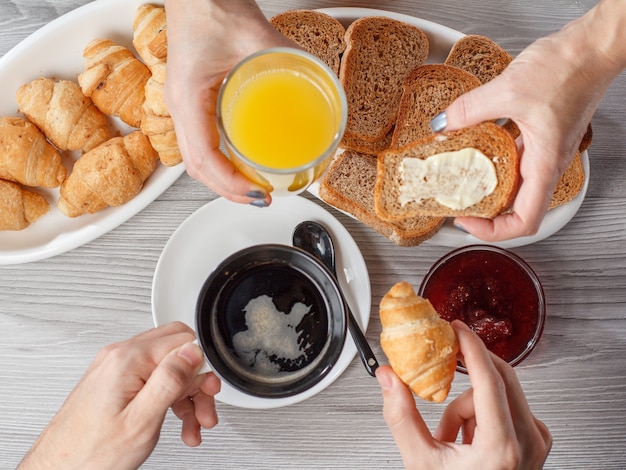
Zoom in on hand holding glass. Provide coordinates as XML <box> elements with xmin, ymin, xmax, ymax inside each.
<box><xmin>217</xmin><ymin>48</ymin><xmax>347</xmax><ymax>195</ymax></box>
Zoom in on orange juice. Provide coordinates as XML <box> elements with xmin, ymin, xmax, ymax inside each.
<box><xmin>224</xmin><ymin>69</ymin><xmax>337</xmax><ymax>170</ymax></box>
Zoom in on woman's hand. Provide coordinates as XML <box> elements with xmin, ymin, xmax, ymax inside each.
<box><xmin>377</xmin><ymin>321</ymin><xmax>552</xmax><ymax>470</ymax></box>
<box><xmin>163</xmin><ymin>0</ymin><xmax>296</xmax><ymax>206</ymax></box>
<box><xmin>437</xmin><ymin>0</ymin><xmax>626</xmax><ymax>241</ymax></box>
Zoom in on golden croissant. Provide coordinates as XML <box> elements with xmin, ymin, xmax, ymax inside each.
<box><xmin>16</xmin><ymin>77</ymin><xmax>111</xmax><ymax>153</ymax></box>
<box><xmin>133</xmin><ymin>4</ymin><xmax>168</xmax><ymax>69</ymax></box>
<box><xmin>0</xmin><ymin>179</ymin><xmax>49</xmax><ymax>230</ymax></box>
<box><xmin>78</xmin><ymin>38</ymin><xmax>151</xmax><ymax>128</ymax></box>
<box><xmin>140</xmin><ymin>63</ymin><xmax>182</xmax><ymax>166</ymax></box>
<box><xmin>379</xmin><ymin>282</ymin><xmax>459</xmax><ymax>403</ymax></box>
<box><xmin>57</xmin><ymin>131</ymin><xmax>159</xmax><ymax>217</ymax></box>
<box><xmin>0</xmin><ymin>116</ymin><xmax>66</xmax><ymax>188</ymax></box>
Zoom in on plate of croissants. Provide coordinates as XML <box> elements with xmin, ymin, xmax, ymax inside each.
<box><xmin>0</xmin><ymin>0</ymin><xmax>179</xmax><ymax>264</ymax></box>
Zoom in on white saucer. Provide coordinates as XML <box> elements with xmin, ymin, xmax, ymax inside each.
<box><xmin>151</xmin><ymin>196</ymin><xmax>371</xmax><ymax>409</ymax></box>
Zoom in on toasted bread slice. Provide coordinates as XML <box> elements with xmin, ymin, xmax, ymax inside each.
<box><xmin>549</xmin><ymin>152</ymin><xmax>585</xmax><ymax>210</ymax></box>
<box><xmin>339</xmin><ymin>16</ymin><xmax>429</xmax><ymax>144</ymax></box>
<box><xmin>340</xmin><ymin>127</ymin><xmax>394</xmax><ymax>156</ymax></box>
<box><xmin>391</xmin><ymin>64</ymin><xmax>481</xmax><ymax>148</ymax></box>
<box><xmin>319</xmin><ymin>150</ymin><xmax>444</xmax><ymax>246</ymax></box>
<box><xmin>445</xmin><ymin>34</ymin><xmax>513</xmax><ymax>84</ymax></box>
<box><xmin>444</xmin><ymin>35</ymin><xmax>521</xmax><ymax>139</ymax></box>
<box><xmin>270</xmin><ymin>10</ymin><xmax>346</xmax><ymax>75</ymax></box>
<box><xmin>375</xmin><ymin>122</ymin><xmax>519</xmax><ymax>219</ymax></box>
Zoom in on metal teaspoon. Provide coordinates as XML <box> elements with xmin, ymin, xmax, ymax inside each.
<box><xmin>293</xmin><ymin>220</ymin><xmax>379</xmax><ymax>377</ymax></box>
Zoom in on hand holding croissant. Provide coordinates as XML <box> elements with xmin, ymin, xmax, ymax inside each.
<box><xmin>379</xmin><ymin>281</ymin><xmax>458</xmax><ymax>403</ymax></box>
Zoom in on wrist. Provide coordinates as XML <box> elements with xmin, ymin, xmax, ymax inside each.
<box><xmin>582</xmin><ymin>0</ymin><xmax>626</xmax><ymax>75</ymax></box>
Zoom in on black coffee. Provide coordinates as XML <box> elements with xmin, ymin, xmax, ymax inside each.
<box><xmin>207</xmin><ymin>262</ymin><xmax>329</xmax><ymax>384</ymax></box>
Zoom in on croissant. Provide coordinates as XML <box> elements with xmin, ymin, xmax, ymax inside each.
<box><xmin>0</xmin><ymin>179</ymin><xmax>50</xmax><ymax>230</ymax></box>
<box><xmin>57</xmin><ymin>131</ymin><xmax>159</xmax><ymax>217</ymax></box>
<box><xmin>141</xmin><ymin>63</ymin><xmax>182</xmax><ymax>166</ymax></box>
<box><xmin>133</xmin><ymin>4</ymin><xmax>168</xmax><ymax>69</ymax></box>
<box><xmin>78</xmin><ymin>38</ymin><xmax>151</xmax><ymax>128</ymax></box>
<box><xmin>379</xmin><ymin>282</ymin><xmax>459</xmax><ymax>403</ymax></box>
<box><xmin>16</xmin><ymin>78</ymin><xmax>112</xmax><ymax>153</ymax></box>
<box><xmin>0</xmin><ymin>116</ymin><xmax>66</xmax><ymax>188</ymax></box>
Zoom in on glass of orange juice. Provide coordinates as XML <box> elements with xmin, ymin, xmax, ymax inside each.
<box><xmin>217</xmin><ymin>47</ymin><xmax>347</xmax><ymax>195</ymax></box>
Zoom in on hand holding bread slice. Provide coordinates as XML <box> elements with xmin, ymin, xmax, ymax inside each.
<box><xmin>375</xmin><ymin>122</ymin><xmax>520</xmax><ymax>220</ymax></box>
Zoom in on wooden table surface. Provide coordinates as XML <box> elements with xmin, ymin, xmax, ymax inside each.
<box><xmin>1</xmin><ymin>0</ymin><xmax>625</xmax><ymax>468</ymax></box>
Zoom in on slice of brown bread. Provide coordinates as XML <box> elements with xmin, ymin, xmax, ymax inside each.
<box><xmin>375</xmin><ymin>122</ymin><xmax>520</xmax><ymax>219</ymax></box>
<box><xmin>319</xmin><ymin>150</ymin><xmax>444</xmax><ymax>246</ymax></box>
<box><xmin>444</xmin><ymin>35</ymin><xmax>521</xmax><ymax>139</ymax></box>
<box><xmin>549</xmin><ymin>152</ymin><xmax>585</xmax><ymax>210</ymax></box>
<box><xmin>270</xmin><ymin>10</ymin><xmax>346</xmax><ymax>75</ymax></box>
<box><xmin>340</xmin><ymin>127</ymin><xmax>394</xmax><ymax>156</ymax></box>
<box><xmin>391</xmin><ymin>64</ymin><xmax>481</xmax><ymax>149</ymax></box>
<box><xmin>339</xmin><ymin>16</ymin><xmax>429</xmax><ymax>144</ymax></box>
<box><xmin>445</xmin><ymin>34</ymin><xmax>513</xmax><ymax>84</ymax></box>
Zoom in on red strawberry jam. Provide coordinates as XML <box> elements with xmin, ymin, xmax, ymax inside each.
<box><xmin>419</xmin><ymin>245</ymin><xmax>545</xmax><ymax>369</ymax></box>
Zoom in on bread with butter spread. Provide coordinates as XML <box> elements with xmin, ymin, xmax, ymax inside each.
<box><xmin>319</xmin><ymin>150</ymin><xmax>444</xmax><ymax>246</ymax></box>
<box><xmin>375</xmin><ymin>122</ymin><xmax>519</xmax><ymax>220</ymax></box>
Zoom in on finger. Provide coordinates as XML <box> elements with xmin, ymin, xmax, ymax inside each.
<box><xmin>129</xmin><ymin>321</ymin><xmax>194</xmax><ymax>344</ymax></box>
<box><xmin>376</xmin><ymin>366</ymin><xmax>433</xmax><ymax>460</ymax></box>
<box><xmin>434</xmin><ymin>388</ymin><xmax>475</xmax><ymax>443</ymax></box>
<box><xmin>441</xmin><ymin>78</ymin><xmax>514</xmax><ymax>131</ymax></box>
<box><xmin>189</xmin><ymin>389</ymin><xmax>219</xmax><ymax>429</ymax></box>
<box><xmin>171</xmin><ymin>396</ymin><xmax>202</xmax><ymax>447</ymax></box>
<box><xmin>171</xmin><ymin>88</ymin><xmax>271</xmax><ymax>205</ymax></box>
<box><xmin>452</xmin><ymin>321</ymin><xmax>516</xmax><ymax>442</ymax></box>
<box><xmin>131</xmin><ymin>342</ymin><xmax>205</xmax><ymax>429</ymax></box>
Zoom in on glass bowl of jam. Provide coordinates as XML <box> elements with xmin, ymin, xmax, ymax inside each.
<box><xmin>419</xmin><ymin>245</ymin><xmax>545</xmax><ymax>372</ymax></box>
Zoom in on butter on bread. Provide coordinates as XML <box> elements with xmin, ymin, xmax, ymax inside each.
<box><xmin>380</xmin><ymin>282</ymin><xmax>458</xmax><ymax>403</ymax></box>
<box><xmin>319</xmin><ymin>150</ymin><xmax>444</xmax><ymax>246</ymax></box>
<box><xmin>375</xmin><ymin>122</ymin><xmax>520</xmax><ymax>220</ymax></box>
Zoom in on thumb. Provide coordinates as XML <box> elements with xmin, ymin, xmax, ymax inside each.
<box><xmin>134</xmin><ymin>342</ymin><xmax>205</xmax><ymax>424</ymax></box>
<box><xmin>436</xmin><ymin>79</ymin><xmax>510</xmax><ymax>132</ymax></box>
<box><xmin>376</xmin><ymin>366</ymin><xmax>434</xmax><ymax>459</ymax></box>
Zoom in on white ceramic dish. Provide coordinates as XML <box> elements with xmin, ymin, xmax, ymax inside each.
<box><xmin>309</xmin><ymin>7</ymin><xmax>590</xmax><ymax>249</ymax></box>
<box><xmin>151</xmin><ymin>196</ymin><xmax>371</xmax><ymax>409</ymax></box>
<box><xmin>0</xmin><ymin>0</ymin><xmax>181</xmax><ymax>265</ymax></box>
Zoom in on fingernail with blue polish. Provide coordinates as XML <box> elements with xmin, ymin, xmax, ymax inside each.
<box><xmin>246</xmin><ymin>190</ymin><xmax>266</xmax><ymax>199</ymax></box>
<box><xmin>430</xmin><ymin>111</ymin><xmax>447</xmax><ymax>133</ymax></box>
<box><xmin>249</xmin><ymin>199</ymin><xmax>268</xmax><ymax>208</ymax></box>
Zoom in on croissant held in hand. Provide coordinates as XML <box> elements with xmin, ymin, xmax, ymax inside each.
<box><xmin>57</xmin><ymin>131</ymin><xmax>159</xmax><ymax>217</ymax></box>
<box><xmin>0</xmin><ymin>179</ymin><xmax>49</xmax><ymax>230</ymax></box>
<box><xmin>16</xmin><ymin>78</ymin><xmax>111</xmax><ymax>153</ymax></box>
<box><xmin>0</xmin><ymin>116</ymin><xmax>66</xmax><ymax>188</ymax></box>
<box><xmin>78</xmin><ymin>38</ymin><xmax>151</xmax><ymax>128</ymax></box>
<box><xmin>379</xmin><ymin>282</ymin><xmax>459</xmax><ymax>403</ymax></box>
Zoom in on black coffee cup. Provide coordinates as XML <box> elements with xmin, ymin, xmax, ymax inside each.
<box><xmin>195</xmin><ymin>244</ymin><xmax>347</xmax><ymax>398</ymax></box>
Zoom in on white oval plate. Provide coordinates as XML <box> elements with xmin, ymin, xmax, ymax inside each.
<box><xmin>309</xmin><ymin>7</ymin><xmax>589</xmax><ymax>249</ymax></box>
<box><xmin>151</xmin><ymin>196</ymin><xmax>371</xmax><ymax>409</ymax></box>
<box><xmin>0</xmin><ymin>0</ymin><xmax>181</xmax><ymax>265</ymax></box>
